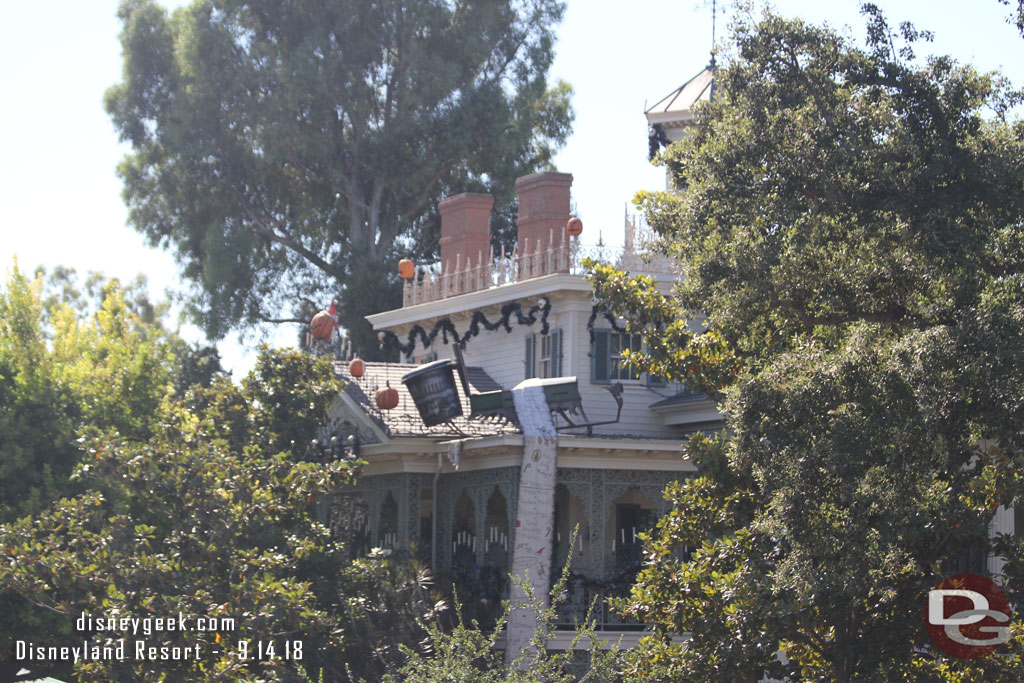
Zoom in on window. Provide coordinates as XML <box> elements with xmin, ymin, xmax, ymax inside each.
<box><xmin>525</xmin><ymin>329</ymin><xmax>562</xmax><ymax>379</ymax></box>
<box><xmin>592</xmin><ymin>330</ymin><xmax>640</xmax><ymax>382</ymax></box>
<box><xmin>609</xmin><ymin>332</ymin><xmax>642</xmax><ymax>381</ymax></box>
<box><xmin>591</xmin><ymin>329</ymin><xmax>665</xmax><ymax>385</ymax></box>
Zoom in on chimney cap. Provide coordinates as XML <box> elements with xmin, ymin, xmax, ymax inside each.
<box><xmin>438</xmin><ymin>192</ymin><xmax>494</xmax><ymax>214</ymax></box>
<box><xmin>514</xmin><ymin>171</ymin><xmax>573</xmax><ymax>192</ymax></box>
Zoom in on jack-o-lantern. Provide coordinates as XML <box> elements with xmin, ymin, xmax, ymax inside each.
<box><xmin>567</xmin><ymin>216</ymin><xmax>583</xmax><ymax>236</ymax></box>
<box><xmin>398</xmin><ymin>258</ymin><xmax>416</xmax><ymax>280</ymax></box>
<box><xmin>310</xmin><ymin>300</ymin><xmax>339</xmax><ymax>341</ymax></box>
<box><xmin>376</xmin><ymin>382</ymin><xmax>399</xmax><ymax>410</ymax></box>
<box><xmin>348</xmin><ymin>358</ymin><xmax>365</xmax><ymax>378</ymax></box>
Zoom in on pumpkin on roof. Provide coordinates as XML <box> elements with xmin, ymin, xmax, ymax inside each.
<box><xmin>311</xmin><ymin>300</ymin><xmax>339</xmax><ymax>341</ymax></box>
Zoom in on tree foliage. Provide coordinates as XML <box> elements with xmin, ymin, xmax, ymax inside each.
<box><xmin>2</xmin><ymin>349</ymin><xmax>372</xmax><ymax>683</ymax></box>
<box><xmin>1000</xmin><ymin>0</ymin><xmax>1024</xmax><ymax>37</ymax></box>
<box><xmin>590</xmin><ymin>4</ymin><xmax>1024</xmax><ymax>680</ymax></box>
<box><xmin>0</xmin><ymin>264</ymin><xmax>194</xmax><ymax>523</ymax></box>
<box><xmin>0</xmin><ymin>262</ymin><xmax>219</xmax><ymax>683</ymax></box>
<box><xmin>105</xmin><ymin>0</ymin><xmax>574</xmax><ymax>357</ymax></box>
<box><xmin>383</xmin><ymin>537</ymin><xmax>623</xmax><ymax>683</ymax></box>
<box><xmin>0</xmin><ymin>264</ymin><xmax>83</xmax><ymax>525</ymax></box>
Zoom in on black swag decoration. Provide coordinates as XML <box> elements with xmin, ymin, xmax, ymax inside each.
<box><xmin>378</xmin><ymin>301</ymin><xmax>552</xmax><ymax>356</ymax></box>
<box><xmin>586</xmin><ymin>304</ymin><xmax>629</xmax><ymax>343</ymax></box>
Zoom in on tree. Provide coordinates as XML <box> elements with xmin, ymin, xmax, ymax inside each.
<box><xmin>0</xmin><ymin>262</ymin><xmax>224</xmax><ymax>682</ymax></box>
<box><xmin>0</xmin><ymin>349</ymin><xmax>361</xmax><ymax>683</ymax></box>
<box><xmin>589</xmin><ymin>4</ymin><xmax>1024</xmax><ymax>680</ymax></box>
<box><xmin>0</xmin><ymin>264</ymin><xmax>80</xmax><ymax>522</ymax></box>
<box><xmin>0</xmin><ymin>264</ymin><xmax>186</xmax><ymax>521</ymax></box>
<box><xmin>105</xmin><ymin>0</ymin><xmax>574</xmax><ymax>357</ymax></box>
<box><xmin>383</xmin><ymin>535</ymin><xmax>623</xmax><ymax>683</ymax></box>
<box><xmin>999</xmin><ymin>0</ymin><xmax>1024</xmax><ymax>36</ymax></box>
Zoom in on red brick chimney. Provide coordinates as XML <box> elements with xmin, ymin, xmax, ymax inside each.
<box><xmin>515</xmin><ymin>171</ymin><xmax>573</xmax><ymax>262</ymax></box>
<box><xmin>439</xmin><ymin>192</ymin><xmax>493</xmax><ymax>275</ymax></box>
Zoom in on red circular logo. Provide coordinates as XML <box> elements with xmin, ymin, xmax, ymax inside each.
<box><xmin>925</xmin><ymin>573</ymin><xmax>1012</xmax><ymax>658</ymax></box>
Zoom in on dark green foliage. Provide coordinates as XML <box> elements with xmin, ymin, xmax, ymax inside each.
<box><xmin>0</xmin><ymin>349</ymin><xmax>349</xmax><ymax>682</ymax></box>
<box><xmin>172</xmin><ymin>341</ymin><xmax>225</xmax><ymax>395</ymax></box>
<box><xmin>0</xmin><ymin>263</ymin><xmax>215</xmax><ymax>683</ymax></box>
<box><xmin>105</xmin><ymin>0</ymin><xmax>574</xmax><ymax>358</ymax></box>
<box><xmin>337</xmin><ymin>548</ymin><xmax>447</xmax><ymax>680</ymax></box>
<box><xmin>184</xmin><ymin>346</ymin><xmax>341</xmax><ymax>462</ymax></box>
<box><xmin>590</xmin><ymin>5</ymin><xmax>1024</xmax><ymax>681</ymax></box>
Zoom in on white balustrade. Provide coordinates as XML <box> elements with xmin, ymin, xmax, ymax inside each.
<box><xmin>401</xmin><ymin>217</ymin><xmax>676</xmax><ymax>306</ymax></box>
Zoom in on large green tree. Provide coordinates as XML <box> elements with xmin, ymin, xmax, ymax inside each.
<box><xmin>0</xmin><ymin>350</ymin><xmax>353</xmax><ymax>682</ymax></box>
<box><xmin>0</xmin><ymin>263</ymin><xmax>223</xmax><ymax>683</ymax></box>
<box><xmin>1</xmin><ymin>347</ymin><xmax>449</xmax><ymax>683</ymax></box>
<box><xmin>589</xmin><ymin>4</ymin><xmax>1024</xmax><ymax>680</ymax></box>
<box><xmin>0</xmin><ymin>264</ymin><xmax>197</xmax><ymax>523</ymax></box>
<box><xmin>106</xmin><ymin>0</ymin><xmax>573</xmax><ymax>357</ymax></box>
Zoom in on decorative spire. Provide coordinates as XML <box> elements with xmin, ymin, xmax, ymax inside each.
<box><xmin>710</xmin><ymin>0</ymin><xmax>717</xmax><ymax>68</ymax></box>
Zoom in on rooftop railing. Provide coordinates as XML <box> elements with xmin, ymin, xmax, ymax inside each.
<box><xmin>402</xmin><ymin>221</ymin><xmax>679</xmax><ymax>307</ymax></box>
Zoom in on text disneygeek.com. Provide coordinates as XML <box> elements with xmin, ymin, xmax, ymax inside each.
<box><xmin>15</xmin><ymin>611</ymin><xmax>303</xmax><ymax>663</ymax></box>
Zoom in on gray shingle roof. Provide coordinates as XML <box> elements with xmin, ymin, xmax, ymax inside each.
<box><xmin>648</xmin><ymin>389</ymin><xmax>709</xmax><ymax>408</ymax></box>
<box><xmin>333</xmin><ymin>361</ymin><xmax>518</xmax><ymax>438</ymax></box>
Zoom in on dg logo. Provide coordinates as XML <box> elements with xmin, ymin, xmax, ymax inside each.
<box><xmin>926</xmin><ymin>573</ymin><xmax>1012</xmax><ymax>658</ymax></box>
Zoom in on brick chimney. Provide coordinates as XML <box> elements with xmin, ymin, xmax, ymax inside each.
<box><xmin>439</xmin><ymin>192</ymin><xmax>493</xmax><ymax>275</ymax></box>
<box><xmin>515</xmin><ymin>171</ymin><xmax>573</xmax><ymax>260</ymax></box>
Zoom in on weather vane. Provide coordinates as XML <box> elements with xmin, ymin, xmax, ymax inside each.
<box><xmin>697</xmin><ymin>0</ymin><xmax>728</xmax><ymax>67</ymax></box>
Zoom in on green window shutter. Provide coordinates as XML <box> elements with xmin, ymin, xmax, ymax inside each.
<box><xmin>591</xmin><ymin>329</ymin><xmax>610</xmax><ymax>384</ymax></box>
<box><xmin>525</xmin><ymin>333</ymin><xmax>536</xmax><ymax>379</ymax></box>
<box><xmin>551</xmin><ymin>328</ymin><xmax>562</xmax><ymax>377</ymax></box>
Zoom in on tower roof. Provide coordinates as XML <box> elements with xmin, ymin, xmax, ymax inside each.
<box><xmin>645</xmin><ymin>65</ymin><xmax>715</xmax><ymax>129</ymax></box>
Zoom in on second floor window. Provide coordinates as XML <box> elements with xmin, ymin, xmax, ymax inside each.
<box><xmin>591</xmin><ymin>329</ymin><xmax>665</xmax><ymax>385</ymax></box>
<box><xmin>525</xmin><ymin>329</ymin><xmax>562</xmax><ymax>379</ymax></box>
<box><xmin>609</xmin><ymin>332</ymin><xmax>642</xmax><ymax>381</ymax></box>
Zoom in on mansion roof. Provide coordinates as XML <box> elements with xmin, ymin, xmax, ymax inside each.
<box><xmin>333</xmin><ymin>360</ymin><xmax>517</xmax><ymax>439</ymax></box>
<box><xmin>645</xmin><ymin>65</ymin><xmax>715</xmax><ymax>127</ymax></box>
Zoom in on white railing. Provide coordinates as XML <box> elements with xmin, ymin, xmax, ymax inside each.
<box><xmin>403</xmin><ymin>219</ymin><xmax>678</xmax><ymax>307</ymax></box>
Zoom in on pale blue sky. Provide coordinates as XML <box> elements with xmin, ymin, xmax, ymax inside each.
<box><xmin>2</xmin><ymin>1</ymin><xmax>1021</xmax><ymax>374</ymax></box>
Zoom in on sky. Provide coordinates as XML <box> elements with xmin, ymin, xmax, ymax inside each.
<box><xmin>2</xmin><ymin>0</ymin><xmax>1022</xmax><ymax>375</ymax></box>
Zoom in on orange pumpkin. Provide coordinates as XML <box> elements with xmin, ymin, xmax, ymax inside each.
<box><xmin>348</xmin><ymin>358</ymin><xmax>365</xmax><ymax>378</ymax></box>
<box><xmin>567</xmin><ymin>217</ymin><xmax>583</xmax><ymax>236</ymax></box>
<box><xmin>310</xmin><ymin>310</ymin><xmax>338</xmax><ymax>341</ymax></box>
<box><xmin>376</xmin><ymin>382</ymin><xmax>399</xmax><ymax>410</ymax></box>
<box><xmin>398</xmin><ymin>258</ymin><xmax>416</xmax><ymax>279</ymax></box>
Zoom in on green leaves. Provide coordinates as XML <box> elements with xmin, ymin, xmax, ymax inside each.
<box><xmin>595</xmin><ymin>5</ymin><xmax>1024</xmax><ymax>681</ymax></box>
<box><xmin>0</xmin><ymin>349</ymin><xmax>360</xmax><ymax>682</ymax></box>
<box><xmin>106</xmin><ymin>0</ymin><xmax>574</xmax><ymax>357</ymax></box>
<box><xmin>585</xmin><ymin>260</ymin><xmax>742</xmax><ymax>395</ymax></box>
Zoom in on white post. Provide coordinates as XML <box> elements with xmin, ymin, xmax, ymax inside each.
<box><xmin>488</xmin><ymin>245</ymin><xmax>494</xmax><ymax>288</ymax></box>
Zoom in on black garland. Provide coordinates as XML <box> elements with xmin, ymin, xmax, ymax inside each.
<box><xmin>586</xmin><ymin>304</ymin><xmax>628</xmax><ymax>343</ymax></box>
<box><xmin>379</xmin><ymin>301</ymin><xmax>551</xmax><ymax>356</ymax></box>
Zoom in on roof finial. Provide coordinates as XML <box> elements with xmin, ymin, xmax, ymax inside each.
<box><xmin>710</xmin><ymin>0</ymin><xmax>717</xmax><ymax>68</ymax></box>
